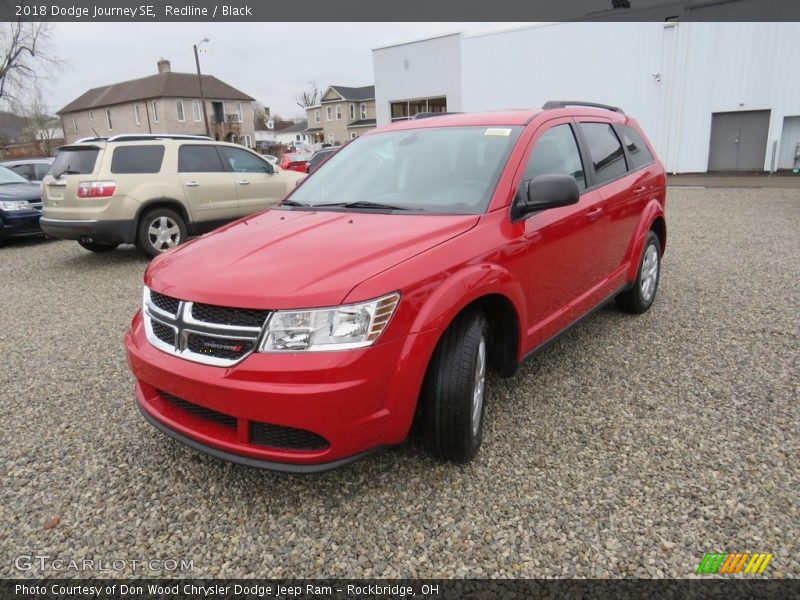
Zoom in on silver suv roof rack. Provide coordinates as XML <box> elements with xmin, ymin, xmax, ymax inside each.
<box><xmin>74</xmin><ymin>134</ymin><xmax>213</xmax><ymax>143</ymax></box>
<box><xmin>542</xmin><ymin>100</ymin><xmax>624</xmax><ymax>114</ymax></box>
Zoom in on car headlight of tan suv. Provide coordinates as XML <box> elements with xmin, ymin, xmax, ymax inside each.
<box><xmin>259</xmin><ymin>293</ymin><xmax>400</xmax><ymax>352</ymax></box>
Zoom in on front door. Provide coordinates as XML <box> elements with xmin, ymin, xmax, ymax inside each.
<box><xmin>219</xmin><ymin>146</ymin><xmax>289</xmax><ymax>217</ymax></box>
<box><xmin>515</xmin><ymin>120</ymin><xmax>605</xmax><ymax>348</ymax></box>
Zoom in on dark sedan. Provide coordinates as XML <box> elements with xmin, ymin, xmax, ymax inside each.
<box><xmin>0</xmin><ymin>165</ymin><xmax>44</xmax><ymax>244</ymax></box>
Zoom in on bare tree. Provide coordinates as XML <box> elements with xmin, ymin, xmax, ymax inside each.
<box><xmin>295</xmin><ymin>81</ymin><xmax>320</xmax><ymax>110</ymax></box>
<box><xmin>0</xmin><ymin>20</ymin><xmax>58</xmax><ymax>109</ymax></box>
<box><xmin>18</xmin><ymin>88</ymin><xmax>61</xmax><ymax>156</ymax></box>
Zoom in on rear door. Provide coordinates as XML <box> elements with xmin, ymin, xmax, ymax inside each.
<box><xmin>177</xmin><ymin>144</ymin><xmax>238</xmax><ymax>225</ymax></box>
<box><xmin>41</xmin><ymin>145</ymin><xmax>102</xmax><ymax>220</ymax></box>
<box><xmin>218</xmin><ymin>146</ymin><xmax>287</xmax><ymax>217</ymax></box>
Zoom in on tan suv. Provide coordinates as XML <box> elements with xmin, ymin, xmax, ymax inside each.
<box><xmin>41</xmin><ymin>134</ymin><xmax>305</xmax><ymax>257</ymax></box>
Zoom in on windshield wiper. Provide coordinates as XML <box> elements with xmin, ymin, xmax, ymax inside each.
<box><xmin>280</xmin><ymin>198</ymin><xmax>311</xmax><ymax>207</ymax></box>
<box><xmin>315</xmin><ymin>201</ymin><xmax>416</xmax><ymax>211</ymax></box>
<box><xmin>54</xmin><ymin>168</ymin><xmax>81</xmax><ymax>178</ymax></box>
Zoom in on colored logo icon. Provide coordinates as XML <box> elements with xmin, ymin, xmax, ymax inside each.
<box><xmin>696</xmin><ymin>553</ymin><xmax>774</xmax><ymax>574</ymax></box>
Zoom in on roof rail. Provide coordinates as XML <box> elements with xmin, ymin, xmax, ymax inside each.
<box><xmin>73</xmin><ymin>136</ymin><xmax>109</xmax><ymax>143</ymax></box>
<box><xmin>412</xmin><ymin>111</ymin><xmax>462</xmax><ymax>120</ymax></box>
<box><xmin>542</xmin><ymin>101</ymin><xmax>624</xmax><ymax>114</ymax></box>
<box><xmin>106</xmin><ymin>134</ymin><xmax>213</xmax><ymax>142</ymax></box>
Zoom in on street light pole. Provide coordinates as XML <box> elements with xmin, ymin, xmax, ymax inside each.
<box><xmin>194</xmin><ymin>38</ymin><xmax>211</xmax><ymax>137</ymax></box>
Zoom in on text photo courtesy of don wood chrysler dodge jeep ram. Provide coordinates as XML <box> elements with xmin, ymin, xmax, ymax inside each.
<box><xmin>124</xmin><ymin>101</ymin><xmax>667</xmax><ymax>473</ymax></box>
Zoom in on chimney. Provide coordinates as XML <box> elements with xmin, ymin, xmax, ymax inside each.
<box><xmin>157</xmin><ymin>59</ymin><xmax>171</xmax><ymax>74</ymax></box>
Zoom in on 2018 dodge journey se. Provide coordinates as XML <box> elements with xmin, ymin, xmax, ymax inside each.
<box><xmin>124</xmin><ymin>102</ymin><xmax>667</xmax><ymax>473</ymax></box>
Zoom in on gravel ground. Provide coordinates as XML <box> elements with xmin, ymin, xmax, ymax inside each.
<box><xmin>1</xmin><ymin>187</ymin><xmax>798</xmax><ymax>579</ymax></box>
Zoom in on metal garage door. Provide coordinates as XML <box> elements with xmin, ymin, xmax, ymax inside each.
<box><xmin>778</xmin><ymin>116</ymin><xmax>800</xmax><ymax>171</ymax></box>
<box><xmin>708</xmin><ymin>110</ymin><xmax>771</xmax><ymax>171</ymax></box>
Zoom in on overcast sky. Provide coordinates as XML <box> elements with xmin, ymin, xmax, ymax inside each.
<box><xmin>42</xmin><ymin>22</ymin><xmax>532</xmax><ymax>120</ymax></box>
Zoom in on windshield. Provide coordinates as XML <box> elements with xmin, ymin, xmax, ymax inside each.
<box><xmin>287</xmin><ymin>126</ymin><xmax>522</xmax><ymax>214</ymax></box>
<box><xmin>0</xmin><ymin>165</ymin><xmax>30</xmax><ymax>184</ymax></box>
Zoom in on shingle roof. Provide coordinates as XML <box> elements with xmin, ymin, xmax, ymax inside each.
<box><xmin>324</xmin><ymin>85</ymin><xmax>375</xmax><ymax>102</ymax></box>
<box><xmin>58</xmin><ymin>72</ymin><xmax>254</xmax><ymax>114</ymax></box>
<box><xmin>347</xmin><ymin>118</ymin><xmax>377</xmax><ymax>128</ymax></box>
<box><xmin>278</xmin><ymin>120</ymin><xmax>308</xmax><ymax>133</ymax></box>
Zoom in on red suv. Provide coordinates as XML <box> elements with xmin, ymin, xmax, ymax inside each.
<box><xmin>125</xmin><ymin>102</ymin><xmax>666</xmax><ymax>473</ymax></box>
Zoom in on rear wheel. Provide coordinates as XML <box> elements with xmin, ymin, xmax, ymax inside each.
<box><xmin>422</xmin><ymin>309</ymin><xmax>489</xmax><ymax>463</ymax></box>
<box><xmin>77</xmin><ymin>240</ymin><xmax>119</xmax><ymax>253</ymax></box>
<box><xmin>136</xmin><ymin>208</ymin><xmax>187</xmax><ymax>258</ymax></box>
<box><xmin>616</xmin><ymin>230</ymin><xmax>661</xmax><ymax>314</ymax></box>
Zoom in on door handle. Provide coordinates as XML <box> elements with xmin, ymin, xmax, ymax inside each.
<box><xmin>185</xmin><ymin>181</ymin><xmax>200</xmax><ymax>187</ymax></box>
<box><xmin>633</xmin><ymin>186</ymin><xmax>647</xmax><ymax>194</ymax></box>
<box><xmin>586</xmin><ymin>207</ymin><xmax>604</xmax><ymax>221</ymax></box>
<box><xmin>238</xmin><ymin>180</ymin><xmax>250</xmax><ymax>185</ymax></box>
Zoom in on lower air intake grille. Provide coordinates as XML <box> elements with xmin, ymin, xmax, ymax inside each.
<box><xmin>160</xmin><ymin>392</ymin><xmax>237</xmax><ymax>428</ymax></box>
<box><xmin>250</xmin><ymin>422</ymin><xmax>330</xmax><ymax>451</ymax></box>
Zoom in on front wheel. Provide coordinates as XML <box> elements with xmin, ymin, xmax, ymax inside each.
<box><xmin>421</xmin><ymin>309</ymin><xmax>489</xmax><ymax>463</ymax></box>
<box><xmin>136</xmin><ymin>208</ymin><xmax>187</xmax><ymax>258</ymax></box>
<box><xmin>78</xmin><ymin>240</ymin><xmax>119</xmax><ymax>253</ymax></box>
<box><xmin>616</xmin><ymin>230</ymin><xmax>661</xmax><ymax>314</ymax></box>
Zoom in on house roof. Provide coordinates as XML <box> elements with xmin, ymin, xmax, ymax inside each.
<box><xmin>323</xmin><ymin>85</ymin><xmax>375</xmax><ymax>102</ymax></box>
<box><xmin>347</xmin><ymin>118</ymin><xmax>377</xmax><ymax>128</ymax></box>
<box><xmin>303</xmin><ymin>127</ymin><xmax>323</xmax><ymax>133</ymax></box>
<box><xmin>276</xmin><ymin>120</ymin><xmax>308</xmax><ymax>134</ymax></box>
<box><xmin>58</xmin><ymin>72</ymin><xmax>255</xmax><ymax>114</ymax></box>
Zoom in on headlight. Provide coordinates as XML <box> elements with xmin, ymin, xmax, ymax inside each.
<box><xmin>0</xmin><ymin>200</ymin><xmax>32</xmax><ymax>211</ymax></box>
<box><xmin>260</xmin><ymin>293</ymin><xmax>400</xmax><ymax>352</ymax></box>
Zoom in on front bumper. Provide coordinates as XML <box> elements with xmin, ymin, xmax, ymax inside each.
<box><xmin>124</xmin><ymin>312</ymin><xmax>440</xmax><ymax>472</ymax></box>
<box><xmin>40</xmin><ymin>217</ymin><xmax>136</xmax><ymax>244</ymax></box>
<box><xmin>0</xmin><ymin>209</ymin><xmax>43</xmax><ymax>240</ymax></box>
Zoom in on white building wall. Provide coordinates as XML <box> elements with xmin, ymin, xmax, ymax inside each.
<box><xmin>374</xmin><ymin>22</ymin><xmax>800</xmax><ymax>173</ymax></box>
<box><xmin>373</xmin><ymin>33</ymin><xmax>462</xmax><ymax>126</ymax></box>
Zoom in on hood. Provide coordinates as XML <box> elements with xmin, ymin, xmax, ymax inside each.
<box><xmin>146</xmin><ymin>209</ymin><xmax>479</xmax><ymax>309</ymax></box>
<box><xmin>0</xmin><ymin>182</ymin><xmax>41</xmax><ymax>202</ymax></box>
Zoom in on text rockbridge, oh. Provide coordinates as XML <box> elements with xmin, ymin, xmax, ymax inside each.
<box><xmin>16</xmin><ymin>584</ymin><xmax>422</xmax><ymax>597</ymax></box>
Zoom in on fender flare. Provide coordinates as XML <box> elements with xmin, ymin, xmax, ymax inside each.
<box><xmin>624</xmin><ymin>200</ymin><xmax>666</xmax><ymax>281</ymax></box>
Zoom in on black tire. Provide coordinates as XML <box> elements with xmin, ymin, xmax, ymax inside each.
<box><xmin>136</xmin><ymin>208</ymin><xmax>187</xmax><ymax>258</ymax></box>
<box><xmin>616</xmin><ymin>230</ymin><xmax>661</xmax><ymax>314</ymax></box>
<box><xmin>421</xmin><ymin>309</ymin><xmax>490</xmax><ymax>463</ymax></box>
<box><xmin>77</xmin><ymin>240</ymin><xmax>119</xmax><ymax>253</ymax></box>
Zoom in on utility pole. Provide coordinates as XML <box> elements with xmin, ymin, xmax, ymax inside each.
<box><xmin>194</xmin><ymin>39</ymin><xmax>211</xmax><ymax>137</ymax></box>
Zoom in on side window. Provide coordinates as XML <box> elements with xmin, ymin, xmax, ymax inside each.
<box><xmin>110</xmin><ymin>145</ymin><xmax>165</xmax><ymax>174</ymax></box>
<box><xmin>579</xmin><ymin>122</ymin><xmax>627</xmax><ymax>184</ymax></box>
<box><xmin>10</xmin><ymin>164</ymin><xmax>34</xmax><ymax>180</ymax></box>
<box><xmin>35</xmin><ymin>164</ymin><xmax>51</xmax><ymax>180</ymax></box>
<box><xmin>619</xmin><ymin>125</ymin><xmax>655</xmax><ymax>170</ymax></box>
<box><xmin>220</xmin><ymin>147</ymin><xmax>270</xmax><ymax>173</ymax></box>
<box><xmin>178</xmin><ymin>145</ymin><xmax>225</xmax><ymax>173</ymax></box>
<box><xmin>523</xmin><ymin>124</ymin><xmax>586</xmax><ymax>191</ymax></box>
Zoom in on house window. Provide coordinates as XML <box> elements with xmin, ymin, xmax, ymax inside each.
<box><xmin>336</xmin><ymin>105</ymin><xmax>342</xmax><ymax>120</ymax></box>
<box><xmin>133</xmin><ymin>104</ymin><xmax>141</xmax><ymax>126</ymax></box>
<box><xmin>242</xmin><ymin>134</ymin><xmax>252</xmax><ymax>148</ymax></box>
<box><xmin>89</xmin><ymin>111</ymin><xmax>93</xmax><ymax>121</ymax></box>
<box><xmin>105</xmin><ymin>109</ymin><xmax>112</xmax><ymax>130</ymax></box>
<box><xmin>235</xmin><ymin>102</ymin><xmax>243</xmax><ymax>122</ymax></box>
<box><xmin>72</xmin><ymin>115</ymin><xmax>77</xmax><ymax>132</ymax></box>
<box><xmin>390</xmin><ymin>96</ymin><xmax>446</xmax><ymax>121</ymax></box>
<box><xmin>328</xmin><ymin>133</ymin><xmax>335</xmax><ymax>144</ymax></box>
<box><xmin>176</xmin><ymin>100</ymin><xmax>185</xmax><ymax>122</ymax></box>
<box><xmin>326</xmin><ymin>106</ymin><xmax>332</xmax><ymax>121</ymax></box>
<box><xmin>349</xmin><ymin>104</ymin><xmax>355</xmax><ymax>120</ymax></box>
<box><xmin>192</xmin><ymin>100</ymin><xmax>201</xmax><ymax>122</ymax></box>
<box><xmin>314</xmin><ymin>109</ymin><xmax>320</xmax><ymax>124</ymax></box>
<box><xmin>152</xmin><ymin>101</ymin><xmax>159</xmax><ymax>123</ymax></box>
<box><xmin>350</xmin><ymin>132</ymin><xmax>357</xmax><ymax>140</ymax></box>
<box><xmin>360</xmin><ymin>103</ymin><xmax>367</xmax><ymax>119</ymax></box>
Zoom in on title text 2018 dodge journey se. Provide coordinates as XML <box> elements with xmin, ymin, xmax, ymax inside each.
<box><xmin>40</xmin><ymin>135</ymin><xmax>305</xmax><ymax>257</ymax></box>
<box><xmin>125</xmin><ymin>102</ymin><xmax>667</xmax><ymax>472</ymax></box>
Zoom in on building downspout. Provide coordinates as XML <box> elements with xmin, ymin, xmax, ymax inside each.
<box><xmin>144</xmin><ymin>100</ymin><xmax>153</xmax><ymax>133</ymax></box>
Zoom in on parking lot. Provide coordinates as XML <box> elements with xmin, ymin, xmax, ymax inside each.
<box><xmin>1</xmin><ymin>186</ymin><xmax>798</xmax><ymax>578</ymax></box>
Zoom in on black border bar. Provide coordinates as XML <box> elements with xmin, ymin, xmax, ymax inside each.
<box><xmin>2</xmin><ymin>0</ymin><xmax>800</xmax><ymax>22</ymax></box>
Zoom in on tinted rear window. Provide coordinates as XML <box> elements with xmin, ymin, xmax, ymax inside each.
<box><xmin>49</xmin><ymin>148</ymin><xmax>99</xmax><ymax>176</ymax></box>
<box><xmin>579</xmin><ymin>123</ymin><xmax>627</xmax><ymax>184</ymax></box>
<box><xmin>111</xmin><ymin>145</ymin><xmax>165</xmax><ymax>174</ymax></box>
<box><xmin>178</xmin><ymin>145</ymin><xmax>224</xmax><ymax>173</ymax></box>
<box><xmin>619</xmin><ymin>125</ymin><xmax>655</xmax><ymax>170</ymax></box>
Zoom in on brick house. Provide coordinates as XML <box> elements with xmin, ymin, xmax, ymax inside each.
<box><xmin>305</xmin><ymin>85</ymin><xmax>376</xmax><ymax>146</ymax></box>
<box><xmin>57</xmin><ymin>60</ymin><xmax>256</xmax><ymax>147</ymax></box>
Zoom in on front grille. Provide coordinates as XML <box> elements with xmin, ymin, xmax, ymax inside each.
<box><xmin>150</xmin><ymin>291</ymin><xmax>180</xmax><ymax>315</ymax></box>
<box><xmin>191</xmin><ymin>303</ymin><xmax>269</xmax><ymax>328</ymax></box>
<box><xmin>151</xmin><ymin>320</ymin><xmax>176</xmax><ymax>346</ymax></box>
<box><xmin>250</xmin><ymin>422</ymin><xmax>330</xmax><ymax>451</ymax></box>
<box><xmin>186</xmin><ymin>333</ymin><xmax>255</xmax><ymax>361</ymax></box>
<box><xmin>160</xmin><ymin>392</ymin><xmax>237</xmax><ymax>428</ymax></box>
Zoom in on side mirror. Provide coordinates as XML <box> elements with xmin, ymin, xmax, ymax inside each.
<box><xmin>512</xmin><ymin>174</ymin><xmax>580</xmax><ymax>220</ymax></box>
